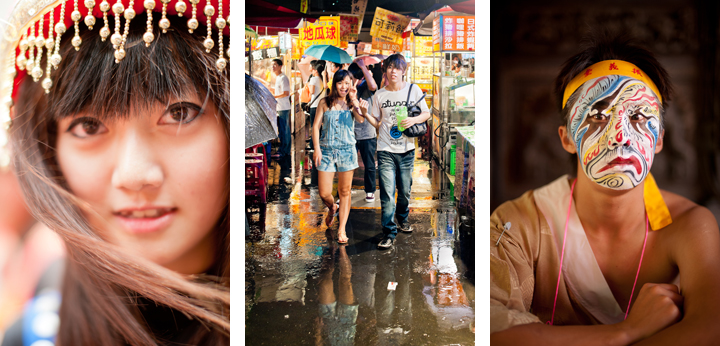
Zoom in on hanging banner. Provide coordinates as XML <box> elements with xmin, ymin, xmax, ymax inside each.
<box><xmin>357</xmin><ymin>42</ymin><xmax>372</xmax><ymax>54</ymax></box>
<box><xmin>414</xmin><ymin>36</ymin><xmax>433</xmax><ymax>56</ymax></box>
<box><xmin>300</xmin><ymin>16</ymin><xmax>340</xmax><ymax>47</ymax></box>
<box><xmin>300</xmin><ymin>0</ymin><xmax>308</xmax><ymax>14</ymax></box>
<box><xmin>371</xmin><ymin>36</ymin><xmax>402</xmax><ymax>52</ymax></box>
<box><xmin>351</xmin><ymin>0</ymin><xmax>368</xmax><ymax>36</ymax></box>
<box><xmin>291</xmin><ymin>36</ymin><xmax>304</xmax><ymax>60</ymax></box>
<box><xmin>432</xmin><ymin>17</ymin><xmax>440</xmax><ymax>51</ymax></box>
<box><xmin>403</xmin><ymin>34</ymin><xmax>412</xmax><ymax>52</ymax></box>
<box><xmin>369</xmin><ymin>7</ymin><xmax>410</xmax><ymax>45</ymax></box>
<box><xmin>340</xmin><ymin>14</ymin><xmax>360</xmax><ymax>43</ymax></box>
<box><xmin>434</xmin><ymin>15</ymin><xmax>476</xmax><ymax>51</ymax></box>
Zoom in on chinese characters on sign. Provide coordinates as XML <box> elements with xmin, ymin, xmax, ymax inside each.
<box><xmin>432</xmin><ymin>17</ymin><xmax>440</xmax><ymax>51</ymax></box>
<box><xmin>300</xmin><ymin>0</ymin><xmax>308</xmax><ymax>14</ymax></box>
<box><xmin>371</xmin><ymin>36</ymin><xmax>401</xmax><ymax>52</ymax></box>
<box><xmin>351</xmin><ymin>0</ymin><xmax>368</xmax><ymax>36</ymax></box>
<box><xmin>411</xmin><ymin>58</ymin><xmax>436</xmax><ymax>81</ymax></box>
<box><xmin>340</xmin><ymin>14</ymin><xmax>360</xmax><ymax>44</ymax></box>
<box><xmin>414</xmin><ymin>36</ymin><xmax>433</xmax><ymax>56</ymax></box>
<box><xmin>434</xmin><ymin>15</ymin><xmax>475</xmax><ymax>51</ymax></box>
<box><xmin>300</xmin><ymin>16</ymin><xmax>340</xmax><ymax>47</ymax></box>
<box><xmin>370</xmin><ymin>7</ymin><xmax>410</xmax><ymax>45</ymax></box>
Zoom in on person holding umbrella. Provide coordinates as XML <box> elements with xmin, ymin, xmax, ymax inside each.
<box><xmin>313</xmin><ymin>70</ymin><xmax>369</xmax><ymax>244</ymax></box>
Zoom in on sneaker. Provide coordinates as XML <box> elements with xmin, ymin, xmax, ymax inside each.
<box><xmin>377</xmin><ymin>237</ymin><xmax>394</xmax><ymax>249</ymax></box>
<box><xmin>365</xmin><ymin>192</ymin><xmax>375</xmax><ymax>203</ymax></box>
<box><xmin>398</xmin><ymin>223</ymin><xmax>414</xmax><ymax>233</ymax></box>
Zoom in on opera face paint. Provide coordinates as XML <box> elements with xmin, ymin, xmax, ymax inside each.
<box><xmin>566</xmin><ymin>76</ymin><xmax>661</xmax><ymax>190</ymax></box>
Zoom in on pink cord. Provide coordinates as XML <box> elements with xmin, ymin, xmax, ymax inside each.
<box><xmin>624</xmin><ymin>215</ymin><xmax>649</xmax><ymax>320</ymax></box>
<box><xmin>547</xmin><ymin>179</ymin><xmax>577</xmax><ymax>325</ymax></box>
<box><xmin>547</xmin><ymin>179</ymin><xmax>649</xmax><ymax>325</ymax></box>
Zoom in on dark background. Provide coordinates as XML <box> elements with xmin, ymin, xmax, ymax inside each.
<box><xmin>491</xmin><ymin>0</ymin><xmax>720</xmax><ymax>221</ymax></box>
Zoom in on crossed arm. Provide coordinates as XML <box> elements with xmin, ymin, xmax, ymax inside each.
<box><xmin>491</xmin><ymin>206</ymin><xmax>720</xmax><ymax>346</ymax></box>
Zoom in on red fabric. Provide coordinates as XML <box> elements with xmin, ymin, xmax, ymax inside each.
<box><xmin>11</xmin><ymin>0</ymin><xmax>230</xmax><ymax>103</ymax></box>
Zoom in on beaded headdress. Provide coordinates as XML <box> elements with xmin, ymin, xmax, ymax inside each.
<box><xmin>0</xmin><ymin>0</ymin><xmax>230</xmax><ymax>169</ymax></box>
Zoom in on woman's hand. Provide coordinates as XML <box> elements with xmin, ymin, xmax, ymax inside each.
<box><xmin>349</xmin><ymin>79</ymin><xmax>359</xmax><ymax>101</ymax></box>
<box><xmin>617</xmin><ymin>283</ymin><xmax>683</xmax><ymax>343</ymax></box>
<box><xmin>358</xmin><ymin>99</ymin><xmax>369</xmax><ymax>115</ymax></box>
<box><xmin>313</xmin><ymin>148</ymin><xmax>323</xmax><ymax>167</ymax></box>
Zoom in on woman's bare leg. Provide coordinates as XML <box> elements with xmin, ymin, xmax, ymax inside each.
<box><xmin>318</xmin><ymin>171</ymin><xmax>338</xmax><ymax>227</ymax></box>
<box><xmin>337</xmin><ymin>170</ymin><xmax>354</xmax><ymax>242</ymax></box>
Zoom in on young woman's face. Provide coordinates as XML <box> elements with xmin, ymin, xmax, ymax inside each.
<box><xmin>335</xmin><ymin>76</ymin><xmax>353</xmax><ymax>98</ymax></box>
<box><xmin>55</xmin><ymin>94</ymin><xmax>229</xmax><ymax>274</ymax></box>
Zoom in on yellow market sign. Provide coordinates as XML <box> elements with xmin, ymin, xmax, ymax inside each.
<box><xmin>371</xmin><ymin>36</ymin><xmax>401</xmax><ymax>52</ymax></box>
<box><xmin>414</xmin><ymin>36</ymin><xmax>433</xmax><ymax>56</ymax></box>
<box><xmin>301</xmin><ymin>16</ymin><xmax>340</xmax><ymax>47</ymax></box>
<box><xmin>369</xmin><ymin>7</ymin><xmax>409</xmax><ymax>45</ymax></box>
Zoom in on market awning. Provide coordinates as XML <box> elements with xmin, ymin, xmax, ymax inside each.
<box><xmin>246</xmin><ymin>0</ymin><xmax>317</xmax><ymax>28</ymax></box>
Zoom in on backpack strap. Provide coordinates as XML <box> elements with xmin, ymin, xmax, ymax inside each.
<box><xmin>405</xmin><ymin>83</ymin><xmax>414</xmax><ymax>107</ymax></box>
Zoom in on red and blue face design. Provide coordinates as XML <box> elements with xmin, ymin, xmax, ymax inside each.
<box><xmin>567</xmin><ymin>76</ymin><xmax>661</xmax><ymax>190</ymax></box>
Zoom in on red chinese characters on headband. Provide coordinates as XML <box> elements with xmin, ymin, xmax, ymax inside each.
<box><xmin>632</xmin><ymin>68</ymin><xmax>643</xmax><ymax>76</ymax></box>
<box><xmin>584</xmin><ymin>69</ymin><xmax>593</xmax><ymax>77</ymax></box>
<box><xmin>609</xmin><ymin>63</ymin><xmax>619</xmax><ymax>70</ymax></box>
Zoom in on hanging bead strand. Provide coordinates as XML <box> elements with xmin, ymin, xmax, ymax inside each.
<box><xmin>115</xmin><ymin>0</ymin><xmax>135</xmax><ymax>62</ymax></box>
<box><xmin>203</xmin><ymin>2</ymin><xmax>214</xmax><ymax>53</ymax></box>
<box><xmin>99</xmin><ymin>0</ymin><xmax>110</xmax><ymax>41</ymax></box>
<box><xmin>31</xmin><ymin>16</ymin><xmax>45</xmax><ymax>81</ymax></box>
<box><xmin>72</xmin><ymin>0</ymin><xmax>83</xmax><ymax>50</ymax></box>
<box><xmin>42</xmin><ymin>9</ymin><xmax>56</xmax><ymax>93</ymax></box>
<box><xmin>84</xmin><ymin>0</ymin><xmax>96</xmax><ymax>29</ymax></box>
<box><xmin>143</xmin><ymin>0</ymin><xmax>155</xmax><ymax>46</ymax></box>
<box><xmin>187</xmin><ymin>0</ymin><xmax>198</xmax><ymax>33</ymax></box>
<box><xmin>159</xmin><ymin>0</ymin><xmax>170</xmax><ymax>33</ymax></box>
<box><xmin>17</xmin><ymin>33</ymin><xmax>28</xmax><ymax>71</ymax></box>
<box><xmin>50</xmin><ymin>0</ymin><xmax>68</xmax><ymax>70</ymax></box>
<box><xmin>25</xmin><ymin>23</ymin><xmax>36</xmax><ymax>72</ymax></box>
<box><xmin>110</xmin><ymin>0</ymin><xmax>124</xmax><ymax>50</ymax></box>
<box><xmin>216</xmin><ymin>0</ymin><xmax>226</xmax><ymax>71</ymax></box>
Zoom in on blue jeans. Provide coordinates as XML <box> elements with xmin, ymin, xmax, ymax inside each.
<box><xmin>277</xmin><ymin>110</ymin><xmax>291</xmax><ymax>156</ymax></box>
<box><xmin>378</xmin><ymin>150</ymin><xmax>414</xmax><ymax>239</ymax></box>
<box><xmin>356</xmin><ymin>138</ymin><xmax>377</xmax><ymax>193</ymax></box>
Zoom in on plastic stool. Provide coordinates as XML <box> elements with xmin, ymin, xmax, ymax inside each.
<box><xmin>246</xmin><ymin>158</ymin><xmax>266</xmax><ymax>204</ymax></box>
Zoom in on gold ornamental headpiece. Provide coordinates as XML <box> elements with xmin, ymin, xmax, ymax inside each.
<box><xmin>0</xmin><ymin>0</ymin><xmax>230</xmax><ymax>169</ymax></box>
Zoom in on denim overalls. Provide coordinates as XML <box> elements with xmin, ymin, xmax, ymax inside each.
<box><xmin>318</xmin><ymin>109</ymin><xmax>359</xmax><ymax>172</ymax></box>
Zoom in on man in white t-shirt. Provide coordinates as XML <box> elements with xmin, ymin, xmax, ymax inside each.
<box><xmin>268</xmin><ymin>58</ymin><xmax>292</xmax><ymax>157</ymax></box>
<box><xmin>362</xmin><ymin>54</ymin><xmax>430</xmax><ymax>249</ymax></box>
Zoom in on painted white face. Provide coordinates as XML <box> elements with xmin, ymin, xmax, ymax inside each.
<box><xmin>566</xmin><ymin>76</ymin><xmax>661</xmax><ymax>190</ymax></box>
<box><xmin>56</xmin><ymin>95</ymin><xmax>229</xmax><ymax>274</ymax></box>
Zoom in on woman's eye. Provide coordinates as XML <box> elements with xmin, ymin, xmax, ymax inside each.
<box><xmin>160</xmin><ymin>102</ymin><xmax>202</xmax><ymax>125</ymax></box>
<box><xmin>592</xmin><ymin>114</ymin><xmax>607</xmax><ymax>121</ymax></box>
<box><xmin>67</xmin><ymin>117</ymin><xmax>108</xmax><ymax>138</ymax></box>
<box><xmin>629</xmin><ymin>113</ymin><xmax>643</xmax><ymax>121</ymax></box>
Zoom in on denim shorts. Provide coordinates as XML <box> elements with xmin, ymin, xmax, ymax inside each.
<box><xmin>318</xmin><ymin>146</ymin><xmax>358</xmax><ymax>172</ymax></box>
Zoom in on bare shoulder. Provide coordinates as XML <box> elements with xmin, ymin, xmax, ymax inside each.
<box><xmin>659</xmin><ymin>189</ymin><xmax>719</xmax><ymax>249</ymax></box>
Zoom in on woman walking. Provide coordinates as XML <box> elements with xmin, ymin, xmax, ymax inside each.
<box><xmin>313</xmin><ymin>70</ymin><xmax>368</xmax><ymax>243</ymax></box>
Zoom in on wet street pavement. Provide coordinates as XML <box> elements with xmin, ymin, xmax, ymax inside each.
<box><xmin>246</xmin><ymin>129</ymin><xmax>475</xmax><ymax>345</ymax></box>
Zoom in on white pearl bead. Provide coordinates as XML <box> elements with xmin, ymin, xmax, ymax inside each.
<box><xmin>189</xmin><ymin>0</ymin><xmax>199</xmax><ymax>4</ymax></box>
<box><xmin>31</xmin><ymin>66</ymin><xmax>43</xmax><ymax>79</ymax></box>
<box><xmin>84</xmin><ymin>0</ymin><xmax>96</xmax><ymax>8</ymax></box>
<box><xmin>175</xmin><ymin>1</ymin><xmax>187</xmax><ymax>15</ymax></box>
<box><xmin>27</xmin><ymin>35</ymin><xmax>35</xmax><ymax>46</ymax></box>
<box><xmin>216</xmin><ymin>58</ymin><xmax>227</xmax><ymax>70</ymax></box>
<box><xmin>85</xmin><ymin>15</ymin><xmax>96</xmax><ymax>28</ymax></box>
<box><xmin>99</xmin><ymin>0</ymin><xmax>110</xmax><ymax>12</ymax></box>
<box><xmin>144</xmin><ymin>0</ymin><xmax>155</xmax><ymax>10</ymax></box>
<box><xmin>188</xmin><ymin>18</ymin><xmax>198</xmax><ymax>30</ymax></box>
<box><xmin>55</xmin><ymin>23</ymin><xmax>66</xmax><ymax>35</ymax></box>
<box><xmin>35</xmin><ymin>37</ymin><xmax>45</xmax><ymax>48</ymax></box>
<box><xmin>204</xmin><ymin>38</ymin><xmax>214</xmax><ymax>51</ymax></box>
<box><xmin>100</xmin><ymin>27</ymin><xmax>110</xmax><ymax>38</ymax></box>
<box><xmin>25</xmin><ymin>59</ymin><xmax>34</xmax><ymax>71</ymax></box>
<box><xmin>42</xmin><ymin>77</ymin><xmax>52</xmax><ymax>90</ymax></box>
<box><xmin>72</xmin><ymin>36</ymin><xmax>82</xmax><ymax>48</ymax></box>
<box><xmin>19</xmin><ymin>39</ymin><xmax>28</xmax><ymax>51</ymax></box>
<box><xmin>71</xmin><ymin>10</ymin><xmax>82</xmax><ymax>22</ymax></box>
<box><xmin>204</xmin><ymin>5</ymin><xmax>215</xmax><ymax>17</ymax></box>
<box><xmin>50</xmin><ymin>54</ymin><xmax>62</xmax><ymax>67</ymax></box>
<box><xmin>45</xmin><ymin>38</ymin><xmax>54</xmax><ymax>50</ymax></box>
<box><xmin>159</xmin><ymin>18</ymin><xmax>170</xmax><ymax>29</ymax></box>
<box><xmin>112</xmin><ymin>2</ymin><xmax>124</xmax><ymax>14</ymax></box>
<box><xmin>143</xmin><ymin>32</ymin><xmax>155</xmax><ymax>44</ymax></box>
<box><xmin>114</xmin><ymin>48</ymin><xmax>126</xmax><ymax>61</ymax></box>
<box><xmin>111</xmin><ymin>33</ymin><xmax>122</xmax><ymax>46</ymax></box>
<box><xmin>215</xmin><ymin>18</ymin><xmax>226</xmax><ymax>29</ymax></box>
<box><xmin>16</xmin><ymin>55</ymin><xmax>27</xmax><ymax>69</ymax></box>
<box><xmin>124</xmin><ymin>8</ymin><xmax>136</xmax><ymax>20</ymax></box>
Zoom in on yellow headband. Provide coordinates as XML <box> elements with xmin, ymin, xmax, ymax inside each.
<box><xmin>562</xmin><ymin>60</ymin><xmax>662</xmax><ymax>109</ymax></box>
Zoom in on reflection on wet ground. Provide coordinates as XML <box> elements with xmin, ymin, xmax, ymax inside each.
<box><xmin>246</xmin><ymin>132</ymin><xmax>475</xmax><ymax>345</ymax></box>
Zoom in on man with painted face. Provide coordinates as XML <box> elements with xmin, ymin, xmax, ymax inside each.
<box><xmin>490</xmin><ymin>34</ymin><xmax>720</xmax><ymax>345</ymax></box>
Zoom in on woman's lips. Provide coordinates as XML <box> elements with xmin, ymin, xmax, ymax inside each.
<box><xmin>114</xmin><ymin>209</ymin><xmax>176</xmax><ymax>234</ymax></box>
<box><xmin>598</xmin><ymin>156</ymin><xmax>641</xmax><ymax>174</ymax></box>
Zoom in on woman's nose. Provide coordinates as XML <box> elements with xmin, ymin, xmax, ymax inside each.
<box><xmin>111</xmin><ymin>131</ymin><xmax>164</xmax><ymax>191</ymax></box>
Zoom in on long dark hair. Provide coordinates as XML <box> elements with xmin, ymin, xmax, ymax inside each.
<box><xmin>324</xmin><ymin>69</ymin><xmax>353</xmax><ymax>109</ymax></box>
<box><xmin>10</xmin><ymin>13</ymin><xmax>229</xmax><ymax>346</ymax></box>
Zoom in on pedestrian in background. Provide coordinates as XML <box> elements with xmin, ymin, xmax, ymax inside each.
<box><xmin>269</xmin><ymin>58</ymin><xmax>292</xmax><ymax>158</ymax></box>
<box><xmin>348</xmin><ymin>60</ymin><xmax>379</xmax><ymax>202</ymax></box>
<box><xmin>308</xmin><ymin>60</ymin><xmax>326</xmax><ymax>131</ymax></box>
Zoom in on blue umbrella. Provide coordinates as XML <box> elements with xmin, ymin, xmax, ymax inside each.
<box><xmin>303</xmin><ymin>45</ymin><xmax>353</xmax><ymax>64</ymax></box>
